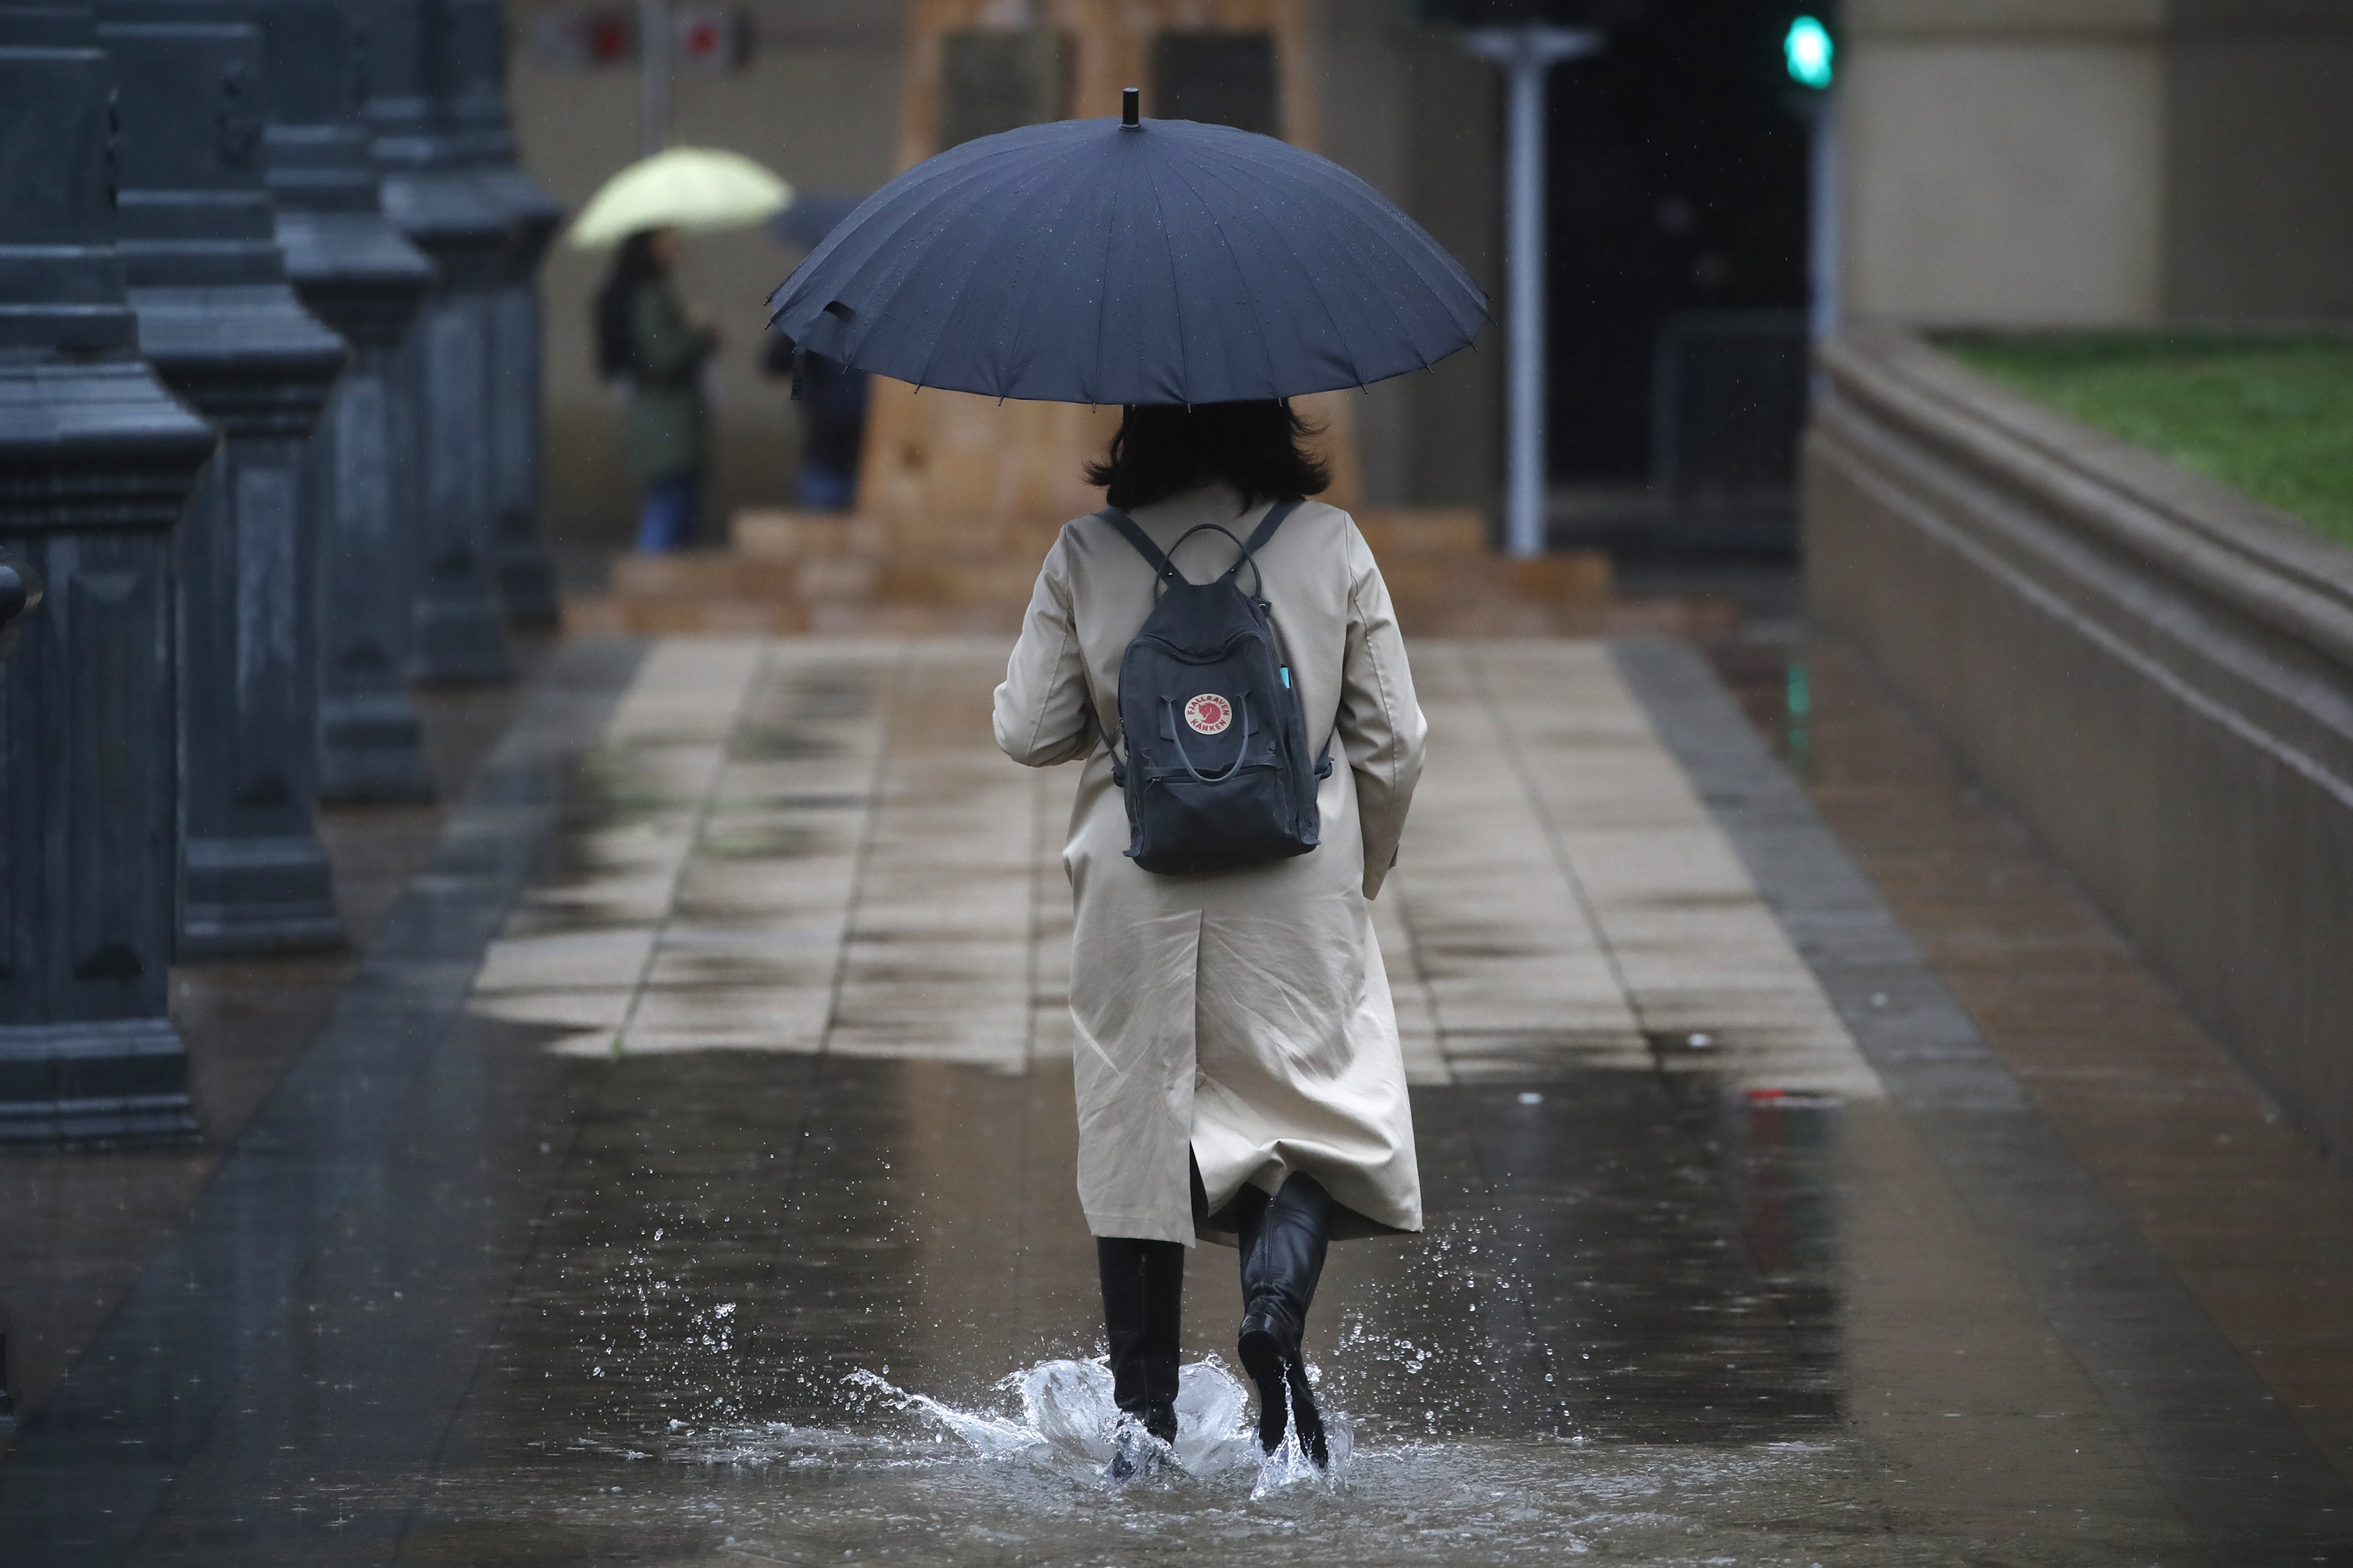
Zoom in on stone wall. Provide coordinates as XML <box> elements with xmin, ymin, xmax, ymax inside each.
<box><xmin>1804</xmin><ymin>329</ymin><xmax>2353</xmax><ymax>1170</ymax></box>
<box><xmin>1840</xmin><ymin>0</ymin><xmax>2353</xmax><ymax>329</ymax></box>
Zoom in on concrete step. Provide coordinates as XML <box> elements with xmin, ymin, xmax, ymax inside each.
<box><xmin>732</xmin><ymin>505</ymin><xmax>1495</xmax><ymax>563</ymax></box>
<box><xmin>586</xmin><ymin>504</ymin><xmax>1611</xmax><ymax>638</ymax></box>
<box><xmin>610</xmin><ymin>553</ymin><xmax>812</xmax><ymax>599</ymax></box>
<box><xmin>563</xmin><ymin>595</ymin><xmax>1027</xmax><ymax>637</ymax></box>
<box><xmin>733</xmin><ymin>507</ymin><xmax>1064</xmax><ymax>562</ymax></box>
<box><xmin>610</xmin><ymin>551</ymin><xmax>890</xmax><ymax>601</ymax></box>
<box><xmin>731</xmin><ymin>509</ymin><xmax>876</xmax><ymax>560</ymax></box>
<box><xmin>604</xmin><ymin>544</ymin><xmax>1607</xmax><ymax>611</ymax></box>
<box><xmin>565</xmin><ymin>590</ymin><xmax>1733</xmax><ymax>641</ymax></box>
<box><xmin>1354</xmin><ymin>507</ymin><xmax>1490</xmax><ymax>556</ymax></box>
<box><xmin>1380</xmin><ymin>551</ymin><xmax>1612</xmax><ymax>604</ymax></box>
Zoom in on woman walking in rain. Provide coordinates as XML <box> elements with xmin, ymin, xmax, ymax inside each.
<box><xmin>595</xmin><ymin>226</ymin><xmax>720</xmax><ymax>553</ymax></box>
<box><xmin>993</xmin><ymin>399</ymin><xmax>1427</xmax><ymax>1469</ymax></box>
<box><xmin>768</xmin><ymin>90</ymin><xmax>1484</xmax><ymax>1475</ymax></box>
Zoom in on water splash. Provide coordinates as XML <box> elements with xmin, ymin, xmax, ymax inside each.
<box><xmin>817</xmin><ymin>1356</ymin><xmax>1349</xmax><ymax>1491</ymax></box>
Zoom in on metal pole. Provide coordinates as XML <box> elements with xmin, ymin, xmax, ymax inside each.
<box><xmin>1808</xmin><ymin>90</ymin><xmax>1840</xmax><ymax>346</ymax></box>
<box><xmin>1502</xmin><ymin>57</ymin><xmax>1544</xmax><ymax>559</ymax></box>
<box><xmin>639</xmin><ymin>0</ymin><xmax>669</xmax><ymax>156</ymax></box>
<box><xmin>1461</xmin><ymin>26</ymin><xmax>1602</xmax><ymax>560</ymax></box>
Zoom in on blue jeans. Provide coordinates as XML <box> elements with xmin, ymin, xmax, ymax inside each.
<box><xmin>635</xmin><ymin>473</ymin><xmax>701</xmax><ymax>553</ymax></box>
<box><xmin>797</xmin><ymin>464</ymin><xmax>857</xmax><ymax>512</ymax></box>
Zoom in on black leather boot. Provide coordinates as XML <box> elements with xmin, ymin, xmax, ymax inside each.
<box><xmin>1098</xmin><ymin>1237</ymin><xmax>1183</xmax><ymax>1474</ymax></box>
<box><xmin>1234</xmin><ymin>1173</ymin><xmax>1332</xmax><ymax>1466</ymax></box>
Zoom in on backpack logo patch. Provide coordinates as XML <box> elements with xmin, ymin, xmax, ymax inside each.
<box><xmin>1184</xmin><ymin>694</ymin><xmax>1233</xmax><ymax>735</ymax></box>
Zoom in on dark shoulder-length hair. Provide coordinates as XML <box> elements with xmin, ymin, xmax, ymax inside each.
<box><xmin>1083</xmin><ymin>399</ymin><xmax>1330</xmax><ymax>512</ymax></box>
<box><xmin>593</xmin><ymin>229</ymin><xmax>668</xmax><ymax>380</ymax></box>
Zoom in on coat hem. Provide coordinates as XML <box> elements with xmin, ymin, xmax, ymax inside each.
<box><xmin>1082</xmin><ymin>1207</ymin><xmax>1199</xmax><ymax>1247</ymax></box>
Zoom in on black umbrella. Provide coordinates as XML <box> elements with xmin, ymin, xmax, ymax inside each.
<box><xmin>766</xmin><ymin>96</ymin><xmax>1488</xmax><ymax>407</ymax></box>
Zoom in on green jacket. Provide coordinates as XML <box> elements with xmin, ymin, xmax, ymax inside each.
<box><xmin>624</xmin><ymin>279</ymin><xmax>718</xmax><ymax>484</ymax></box>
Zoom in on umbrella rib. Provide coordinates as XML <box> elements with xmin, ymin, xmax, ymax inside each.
<box><xmin>770</xmin><ymin>141</ymin><xmax>1035</xmax><ymax>329</ymax></box>
<box><xmin>995</xmin><ymin>141</ymin><xmax>1117</xmax><ymax>401</ymax></box>
<box><xmin>1224</xmin><ymin>137</ymin><xmax>1487</xmax><ymax>375</ymax></box>
<box><xmin>886</xmin><ymin>134</ymin><xmax>1121</xmax><ymax>395</ymax></box>
<box><xmin>1149</xmin><ymin>151</ymin><xmax>1281</xmax><ymax>398</ymax></box>
<box><xmin>1084</xmin><ymin>145</ymin><xmax>1121</xmax><ymax>408</ymax></box>
<box><xmin>1165</xmin><ymin>146</ymin><xmax>1361</xmax><ymax>393</ymax></box>
<box><xmin>1212</xmin><ymin>133</ymin><xmax>1489</xmax><ymax>343</ymax></box>
<box><xmin>1141</xmin><ymin>156</ymin><xmax>1193</xmax><ymax>404</ymax></box>
<box><xmin>785</xmin><ymin>159</ymin><xmax>1035</xmax><ymax>376</ymax></box>
<box><xmin>907</xmin><ymin>161</ymin><xmax>1073</xmax><ymax>396</ymax></box>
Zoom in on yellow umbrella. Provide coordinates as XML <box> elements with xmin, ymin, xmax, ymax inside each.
<box><xmin>566</xmin><ymin>146</ymin><xmax>793</xmax><ymax>249</ymax></box>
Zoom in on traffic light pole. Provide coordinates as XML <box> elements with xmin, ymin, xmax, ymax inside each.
<box><xmin>1462</xmin><ymin>26</ymin><xmax>1602</xmax><ymax>560</ymax></box>
<box><xmin>1809</xmin><ymin>89</ymin><xmax>1839</xmax><ymax>346</ymax></box>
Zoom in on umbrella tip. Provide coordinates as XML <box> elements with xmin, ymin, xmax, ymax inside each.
<box><xmin>1122</xmin><ymin>87</ymin><xmax>1140</xmax><ymax>128</ymax></box>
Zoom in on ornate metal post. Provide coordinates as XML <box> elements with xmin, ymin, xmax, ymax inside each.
<box><xmin>357</xmin><ymin>0</ymin><xmax>515</xmax><ymax>681</ymax></box>
<box><xmin>98</xmin><ymin>0</ymin><xmax>350</xmax><ymax>956</ymax></box>
<box><xmin>263</xmin><ymin>0</ymin><xmax>440</xmax><ymax>801</ymax></box>
<box><xmin>447</xmin><ymin>0</ymin><xmax>563</xmax><ymax>626</ymax></box>
<box><xmin>0</xmin><ymin>0</ymin><xmax>218</xmax><ymax>1141</ymax></box>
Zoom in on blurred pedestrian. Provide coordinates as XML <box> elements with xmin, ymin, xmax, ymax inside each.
<box><xmin>993</xmin><ymin>401</ymin><xmax>1427</xmax><ymax>1474</ymax></box>
<box><xmin>762</xmin><ymin>334</ymin><xmax>868</xmax><ymax>511</ymax></box>
<box><xmin>596</xmin><ymin>227</ymin><xmax>719</xmax><ymax>552</ymax></box>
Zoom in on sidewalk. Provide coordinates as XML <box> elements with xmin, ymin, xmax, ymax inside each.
<box><xmin>2</xmin><ymin>631</ymin><xmax>2347</xmax><ymax>1565</ymax></box>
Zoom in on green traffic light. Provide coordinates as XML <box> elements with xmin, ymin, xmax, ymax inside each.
<box><xmin>1785</xmin><ymin>15</ymin><xmax>1833</xmax><ymax>89</ymax></box>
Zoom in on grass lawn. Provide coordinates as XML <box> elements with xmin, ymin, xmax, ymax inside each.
<box><xmin>1942</xmin><ymin>334</ymin><xmax>2353</xmax><ymax>551</ymax></box>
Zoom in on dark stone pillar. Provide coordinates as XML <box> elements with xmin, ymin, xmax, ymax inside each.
<box><xmin>263</xmin><ymin>0</ymin><xmax>439</xmax><ymax>802</ymax></box>
<box><xmin>357</xmin><ymin>0</ymin><xmax>514</xmax><ymax>682</ymax></box>
<box><xmin>98</xmin><ymin>0</ymin><xmax>351</xmax><ymax>956</ymax></box>
<box><xmin>0</xmin><ymin>0</ymin><xmax>218</xmax><ymax>1142</ymax></box>
<box><xmin>447</xmin><ymin>0</ymin><xmax>563</xmax><ymax>627</ymax></box>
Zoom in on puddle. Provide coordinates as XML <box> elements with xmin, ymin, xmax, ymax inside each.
<box><xmin>483</xmin><ymin>1358</ymin><xmax>1915</xmax><ymax>1568</ymax></box>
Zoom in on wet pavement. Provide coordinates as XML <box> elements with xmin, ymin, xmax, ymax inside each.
<box><xmin>0</xmin><ymin>637</ymin><xmax>553</xmax><ymax>1425</ymax></box>
<box><xmin>3</xmin><ymin>634</ymin><xmax>2349</xmax><ymax>1564</ymax></box>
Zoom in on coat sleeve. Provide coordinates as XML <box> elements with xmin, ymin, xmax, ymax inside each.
<box><xmin>1338</xmin><ymin>523</ymin><xmax>1427</xmax><ymax>900</ymax></box>
<box><xmin>994</xmin><ymin>533</ymin><xmax>1099</xmax><ymax>767</ymax></box>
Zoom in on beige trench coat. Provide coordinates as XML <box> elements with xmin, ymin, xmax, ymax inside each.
<box><xmin>993</xmin><ymin>483</ymin><xmax>1427</xmax><ymax>1247</ymax></box>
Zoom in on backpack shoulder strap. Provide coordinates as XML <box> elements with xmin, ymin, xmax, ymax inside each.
<box><xmin>1240</xmin><ymin>498</ymin><xmax>1303</xmax><ymax>557</ymax></box>
<box><xmin>1096</xmin><ymin>507</ymin><xmax>1178</xmax><ymax>584</ymax></box>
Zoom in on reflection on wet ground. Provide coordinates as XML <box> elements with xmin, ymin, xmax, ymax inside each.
<box><xmin>4</xmin><ymin>636</ymin><xmax>2347</xmax><ymax>1564</ymax></box>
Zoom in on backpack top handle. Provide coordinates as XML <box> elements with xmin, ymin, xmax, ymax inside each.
<box><xmin>1098</xmin><ymin>500</ymin><xmax>1302</xmax><ymax>601</ymax></box>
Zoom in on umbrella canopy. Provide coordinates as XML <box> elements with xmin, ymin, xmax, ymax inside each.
<box><xmin>766</xmin><ymin>115</ymin><xmax>1488</xmax><ymax>406</ymax></box>
<box><xmin>766</xmin><ymin>190</ymin><xmax>867</xmax><ymax>251</ymax></box>
<box><xmin>568</xmin><ymin>146</ymin><xmax>793</xmax><ymax>250</ymax></box>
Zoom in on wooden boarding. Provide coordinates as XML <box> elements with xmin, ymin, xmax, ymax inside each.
<box><xmin>862</xmin><ymin>0</ymin><xmax>1359</xmax><ymax>556</ymax></box>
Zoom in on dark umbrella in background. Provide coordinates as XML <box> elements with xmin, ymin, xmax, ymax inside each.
<box><xmin>765</xmin><ymin>190</ymin><xmax>876</xmax><ymax>509</ymax></box>
<box><xmin>767</xmin><ymin>90</ymin><xmax>1488</xmax><ymax>407</ymax></box>
<box><xmin>766</xmin><ymin>190</ymin><xmax>866</xmax><ymax>253</ymax></box>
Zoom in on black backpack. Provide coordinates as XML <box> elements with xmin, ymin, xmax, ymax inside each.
<box><xmin>1101</xmin><ymin>501</ymin><xmax>1332</xmax><ymax>877</ymax></box>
